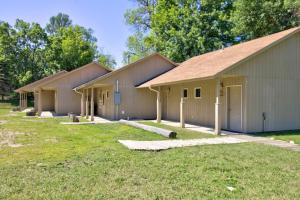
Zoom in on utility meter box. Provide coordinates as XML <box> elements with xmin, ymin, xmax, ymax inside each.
<box><xmin>114</xmin><ymin>92</ymin><xmax>121</xmax><ymax>105</ymax></box>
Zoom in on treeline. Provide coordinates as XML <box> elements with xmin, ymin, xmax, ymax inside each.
<box><xmin>123</xmin><ymin>0</ymin><xmax>299</xmax><ymax>64</ymax></box>
<box><xmin>0</xmin><ymin>13</ymin><xmax>116</xmax><ymax>95</ymax></box>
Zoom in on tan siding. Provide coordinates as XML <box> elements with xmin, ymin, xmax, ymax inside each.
<box><xmin>42</xmin><ymin>63</ymin><xmax>109</xmax><ymax>115</ymax></box>
<box><xmin>41</xmin><ymin>90</ymin><xmax>55</xmax><ymax>111</ymax></box>
<box><xmin>225</xmin><ymin>32</ymin><xmax>300</xmax><ymax>132</ymax></box>
<box><xmin>97</xmin><ymin>86</ymin><xmax>114</xmax><ymax>119</ymax></box>
<box><xmin>162</xmin><ymin>77</ymin><xmax>245</xmax><ymax>129</ymax></box>
<box><xmin>92</xmin><ymin>55</ymin><xmax>176</xmax><ymax>120</ymax></box>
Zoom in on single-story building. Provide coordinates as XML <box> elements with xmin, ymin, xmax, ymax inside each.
<box><xmin>138</xmin><ymin>27</ymin><xmax>300</xmax><ymax>134</ymax></box>
<box><xmin>15</xmin><ymin>62</ymin><xmax>111</xmax><ymax>115</ymax></box>
<box><xmin>73</xmin><ymin>53</ymin><xmax>177</xmax><ymax>121</ymax></box>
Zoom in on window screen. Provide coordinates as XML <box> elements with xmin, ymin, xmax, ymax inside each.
<box><xmin>195</xmin><ymin>88</ymin><xmax>201</xmax><ymax>98</ymax></box>
<box><xmin>183</xmin><ymin>89</ymin><xmax>188</xmax><ymax>98</ymax></box>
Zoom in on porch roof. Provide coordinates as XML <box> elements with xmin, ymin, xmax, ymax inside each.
<box><xmin>137</xmin><ymin>27</ymin><xmax>300</xmax><ymax>88</ymax></box>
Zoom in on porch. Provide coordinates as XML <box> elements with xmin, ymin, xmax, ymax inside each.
<box><xmin>18</xmin><ymin>89</ymin><xmax>56</xmax><ymax>115</ymax></box>
<box><xmin>78</xmin><ymin>85</ymin><xmax>114</xmax><ymax>121</ymax></box>
<box><xmin>148</xmin><ymin>120</ymin><xmax>239</xmax><ymax>135</ymax></box>
<box><xmin>149</xmin><ymin>76</ymin><xmax>246</xmax><ymax>135</ymax></box>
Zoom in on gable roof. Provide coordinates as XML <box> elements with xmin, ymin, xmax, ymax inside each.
<box><xmin>138</xmin><ymin>26</ymin><xmax>300</xmax><ymax>88</ymax></box>
<box><xmin>15</xmin><ymin>70</ymin><xmax>67</xmax><ymax>93</ymax></box>
<box><xmin>15</xmin><ymin>62</ymin><xmax>111</xmax><ymax>93</ymax></box>
<box><xmin>74</xmin><ymin>53</ymin><xmax>178</xmax><ymax>90</ymax></box>
<box><xmin>39</xmin><ymin>62</ymin><xmax>111</xmax><ymax>88</ymax></box>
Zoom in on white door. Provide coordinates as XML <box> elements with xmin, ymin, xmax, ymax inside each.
<box><xmin>227</xmin><ymin>86</ymin><xmax>242</xmax><ymax>132</ymax></box>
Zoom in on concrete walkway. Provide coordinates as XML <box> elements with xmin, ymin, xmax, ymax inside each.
<box><xmin>231</xmin><ymin>134</ymin><xmax>300</xmax><ymax>152</ymax></box>
<box><xmin>119</xmin><ymin>137</ymin><xmax>247</xmax><ymax>150</ymax></box>
<box><xmin>90</xmin><ymin>116</ymin><xmax>114</xmax><ymax>123</ymax></box>
<box><xmin>150</xmin><ymin>120</ymin><xmax>238</xmax><ymax>135</ymax></box>
<box><xmin>149</xmin><ymin>120</ymin><xmax>300</xmax><ymax>152</ymax></box>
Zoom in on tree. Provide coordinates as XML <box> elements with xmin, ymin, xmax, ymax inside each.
<box><xmin>231</xmin><ymin>0</ymin><xmax>300</xmax><ymax>40</ymax></box>
<box><xmin>0</xmin><ymin>22</ymin><xmax>16</xmax><ymax>89</ymax></box>
<box><xmin>122</xmin><ymin>32</ymin><xmax>155</xmax><ymax>64</ymax></box>
<box><xmin>45</xmin><ymin>25</ymin><xmax>97</xmax><ymax>71</ymax></box>
<box><xmin>97</xmin><ymin>53</ymin><xmax>117</xmax><ymax>69</ymax></box>
<box><xmin>150</xmin><ymin>0</ymin><xmax>235</xmax><ymax>62</ymax></box>
<box><xmin>45</xmin><ymin>13</ymin><xmax>72</xmax><ymax>34</ymax></box>
<box><xmin>124</xmin><ymin>0</ymin><xmax>157</xmax><ymax>32</ymax></box>
<box><xmin>0</xmin><ymin>64</ymin><xmax>10</xmax><ymax>100</ymax></box>
<box><xmin>13</xmin><ymin>19</ymin><xmax>48</xmax><ymax>86</ymax></box>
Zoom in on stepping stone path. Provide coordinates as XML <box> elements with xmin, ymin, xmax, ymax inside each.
<box><xmin>119</xmin><ymin>137</ymin><xmax>247</xmax><ymax>150</ymax></box>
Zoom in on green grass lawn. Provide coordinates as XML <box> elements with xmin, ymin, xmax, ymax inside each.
<box><xmin>141</xmin><ymin>121</ymin><xmax>216</xmax><ymax>139</ymax></box>
<box><xmin>0</xmin><ymin>103</ymin><xmax>299</xmax><ymax>199</ymax></box>
<box><xmin>252</xmin><ymin>130</ymin><xmax>300</xmax><ymax>144</ymax></box>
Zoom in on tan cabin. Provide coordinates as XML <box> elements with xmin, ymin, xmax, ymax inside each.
<box><xmin>15</xmin><ymin>62</ymin><xmax>111</xmax><ymax>115</ymax></box>
<box><xmin>138</xmin><ymin>27</ymin><xmax>300</xmax><ymax>134</ymax></box>
<box><xmin>74</xmin><ymin>53</ymin><xmax>177</xmax><ymax>121</ymax></box>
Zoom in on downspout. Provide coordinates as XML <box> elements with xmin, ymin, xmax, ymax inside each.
<box><xmin>74</xmin><ymin>88</ymin><xmax>83</xmax><ymax>95</ymax></box>
<box><xmin>74</xmin><ymin>88</ymin><xmax>84</xmax><ymax>116</ymax></box>
<box><xmin>115</xmin><ymin>80</ymin><xmax>119</xmax><ymax>120</ymax></box>
<box><xmin>149</xmin><ymin>85</ymin><xmax>161</xmax><ymax>123</ymax></box>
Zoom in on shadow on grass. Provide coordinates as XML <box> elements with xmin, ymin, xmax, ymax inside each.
<box><xmin>249</xmin><ymin>130</ymin><xmax>300</xmax><ymax>144</ymax></box>
<box><xmin>251</xmin><ymin>130</ymin><xmax>300</xmax><ymax>137</ymax></box>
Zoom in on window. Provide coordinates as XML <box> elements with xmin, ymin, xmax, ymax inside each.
<box><xmin>194</xmin><ymin>87</ymin><xmax>201</xmax><ymax>99</ymax></box>
<box><xmin>106</xmin><ymin>91</ymin><xmax>109</xmax><ymax>98</ymax></box>
<box><xmin>102</xmin><ymin>93</ymin><xmax>105</xmax><ymax>105</ymax></box>
<box><xmin>183</xmin><ymin>88</ymin><xmax>188</xmax><ymax>98</ymax></box>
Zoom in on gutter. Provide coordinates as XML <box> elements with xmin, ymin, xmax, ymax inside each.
<box><xmin>74</xmin><ymin>87</ymin><xmax>83</xmax><ymax>96</ymax></box>
<box><xmin>149</xmin><ymin>85</ymin><xmax>160</xmax><ymax>95</ymax></box>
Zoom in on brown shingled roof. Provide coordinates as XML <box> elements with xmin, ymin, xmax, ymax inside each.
<box><xmin>138</xmin><ymin>27</ymin><xmax>300</xmax><ymax>88</ymax></box>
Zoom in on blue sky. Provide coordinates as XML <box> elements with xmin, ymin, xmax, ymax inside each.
<box><xmin>0</xmin><ymin>0</ymin><xmax>137</xmax><ymax>66</ymax></box>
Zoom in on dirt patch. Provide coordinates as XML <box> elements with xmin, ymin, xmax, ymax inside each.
<box><xmin>0</xmin><ymin>120</ymin><xmax>7</xmax><ymax>125</ymax></box>
<box><xmin>0</xmin><ymin>130</ymin><xmax>29</xmax><ymax>148</ymax></box>
<box><xmin>45</xmin><ymin>137</ymin><xmax>58</xmax><ymax>143</ymax></box>
<box><xmin>5</xmin><ymin>112</ymin><xmax>17</xmax><ymax>117</ymax></box>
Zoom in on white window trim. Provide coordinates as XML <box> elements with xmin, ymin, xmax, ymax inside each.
<box><xmin>182</xmin><ymin>88</ymin><xmax>188</xmax><ymax>99</ymax></box>
<box><xmin>194</xmin><ymin>87</ymin><xmax>202</xmax><ymax>99</ymax></box>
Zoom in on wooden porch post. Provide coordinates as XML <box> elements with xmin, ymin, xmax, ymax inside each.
<box><xmin>19</xmin><ymin>93</ymin><xmax>22</xmax><ymax>109</ymax></box>
<box><xmin>215</xmin><ymin>78</ymin><xmax>221</xmax><ymax>135</ymax></box>
<box><xmin>22</xmin><ymin>93</ymin><xmax>25</xmax><ymax>109</ymax></box>
<box><xmin>85</xmin><ymin>89</ymin><xmax>89</xmax><ymax>119</ymax></box>
<box><xmin>38</xmin><ymin>89</ymin><xmax>42</xmax><ymax>116</ymax></box>
<box><xmin>81</xmin><ymin>90</ymin><xmax>85</xmax><ymax>117</ymax></box>
<box><xmin>90</xmin><ymin>87</ymin><xmax>94</xmax><ymax>121</ymax></box>
<box><xmin>25</xmin><ymin>93</ymin><xmax>27</xmax><ymax>108</ymax></box>
<box><xmin>180</xmin><ymin>92</ymin><xmax>185</xmax><ymax>128</ymax></box>
<box><xmin>157</xmin><ymin>88</ymin><xmax>162</xmax><ymax>123</ymax></box>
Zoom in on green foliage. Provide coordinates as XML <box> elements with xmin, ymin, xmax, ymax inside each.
<box><xmin>122</xmin><ymin>32</ymin><xmax>155</xmax><ymax>64</ymax></box>
<box><xmin>0</xmin><ymin>13</ymin><xmax>115</xmax><ymax>91</ymax></box>
<box><xmin>151</xmin><ymin>0</ymin><xmax>234</xmax><ymax>62</ymax></box>
<box><xmin>46</xmin><ymin>25</ymin><xmax>97</xmax><ymax>71</ymax></box>
<box><xmin>124</xmin><ymin>0</ymin><xmax>299</xmax><ymax>63</ymax></box>
<box><xmin>124</xmin><ymin>0</ymin><xmax>157</xmax><ymax>32</ymax></box>
<box><xmin>13</xmin><ymin>19</ymin><xmax>48</xmax><ymax>86</ymax></box>
<box><xmin>97</xmin><ymin>54</ymin><xmax>117</xmax><ymax>69</ymax></box>
<box><xmin>45</xmin><ymin>13</ymin><xmax>72</xmax><ymax>34</ymax></box>
<box><xmin>231</xmin><ymin>0</ymin><xmax>300</xmax><ymax>39</ymax></box>
<box><xmin>0</xmin><ymin>65</ymin><xmax>10</xmax><ymax>97</ymax></box>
